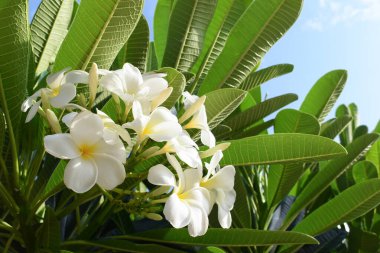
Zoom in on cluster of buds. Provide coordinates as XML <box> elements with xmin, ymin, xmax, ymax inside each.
<box><xmin>21</xmin><ymin>63</ymin><xmax>236</xmax><ymax>237</ymax></box>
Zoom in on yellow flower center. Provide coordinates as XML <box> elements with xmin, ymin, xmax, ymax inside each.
<box><xmin>79</xmin><ymin>144</ymin><xmax>95</xmax><ymax>159</ymax></box>
<box><xmin>51</xmin><ymin>87</ymin><xmax>60</xmax><ymax>97</ymax></box>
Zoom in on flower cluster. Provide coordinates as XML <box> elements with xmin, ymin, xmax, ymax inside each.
<box><xmin>21</xmin><ymin>63</ymin><xmax>236</xmax><ymax>237</ymax></box>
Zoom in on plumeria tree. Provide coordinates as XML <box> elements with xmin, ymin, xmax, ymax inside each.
<box><xmin>0</xmin><ymin>0</ymin><xmax>379</xmax><ymax>253</ymax></box>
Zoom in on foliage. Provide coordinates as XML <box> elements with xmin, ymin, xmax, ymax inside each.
<box><xmin>0</xmin><ymin>0</ymin><xmax>378</xmax><ymax>252</ymax></box>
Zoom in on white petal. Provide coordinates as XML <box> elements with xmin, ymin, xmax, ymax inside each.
<box><xmin>142</xmin><ymin>77</ymin><xmax>168</xmax><ymax>99</ymax></box>
<box><xmin>132</xmin><ymin>101</ymin><xmax>144</xmax><ymax>120</ymax></box>
<box><xmin>64</xmin><ymin>157</ymin><xmax>97</xmax><ymax>193</ymax></box>
<box><xmin>25</xmin><ymin>101</ymin><xmax>41</xmax><ymax>123</ymax></box>
<box><xmin>163</xmin><ymin>194</ymin><xmax>191</xmax><ymax>228</ymax></box>
<box><xmin>62</xmin><ymin>112</ymin><xmax>78</xmax><ymax>128</ymax></box>
<box><xmin>205</xmin><ymin>150</ymin><xmax>223</xmax><ymax>176</ymax></box>
<box><xmin>183</xmin><ymin>169</ymin><xmax>202</xmax><ymax>192</ymax></box>
<box><xmin>93</xmin><ymin>154</ymin><xmax>126</xmax><ymax>190</ymax></box>
<box><xmin>148</xmin><ymin>164</ymin><xmax>176</xmax><ymax>187</ymax></box>
<box><xmin>70</xmin><ymin>111</ymin><xmax>104</xmax><ymax>146</ymax></box>
<box><xmin>218</xmin><ymin>206</ymin><xmax>232</xmax><ymax>229</ymax></box>
<box><xmin>182</xmin><ymin>91</ymin><xmax>199</xmax><ymax>109</ymax></box>
<box><xmin>187</xmin><ymin>202</ymin><xmax>209</xmax><ymax>237</ymax></box>
<box><xmin>98</xmin><ymin>69</ymin><xmax>112</xmax><ymax>75</ymax></box>
<box><xmin>177</xmin><ymin>147</ymin><xmax>202</xmax><ymax>169</ymax></box>
<box><xmin>112</xmin><ymin>124</ymin><xmax>131</xmax><ymax>145</ymax></box>
<box><xmin>166</xmin><ymin>153</ymin><xmax>185</xmax><ymax>192</ymax></box>
<box><xmin>103</xmin><ymin>128</ymin><xmax>119</xmax><ymax>145</ymax></box>
<box><xmin>47</xmin><ymin>68</ymin><xmax>70</xmax><ymax>89</ymax></box>
<box><xmin>93</xmin><ymin>138</ymin><xmax>127</xmax><ymax>164</ymax></box>
<box><xmin>44</xmin><ymin>134</ymin><xmax>80</xmax><ymax>159</ymax></box>
<box><xmin>122</xmin><ymin>63</ymin><xmax>143</xmax><ymax>93</ymax></box>
<box><xmin>149</xmin><ymin>107</ymin><xmax>178</xmax><ymax>126</ymax></box>
<box><xmin>201</xmin><ymin>129</ymin><xmax>216</xmax><ymax>148</ymax></box>
<box><xmin>21</xmin><ymin>89</ymin><xmax>41</xmax><ymax>112</ymax></box>
<box><xmin>49</xmin><ymin>83</ymin><xmax>76</xmax><ymax>108</ymax></box>
<box><xmin>183</xmin><ymin>187</ymin><xmax>212</xmax><ymax>214</ymax></box>
<box><xmin>63</xmin><ymin>70</ymin><xmax>89</xmax><ymax>84</ymax></box>
<box><xmin>204</xmin><ymin>165</ymin><xmax>236</xmax><ymax>191</ymax></box>
<box><xmin>148</xmin><ymin>122</ymin><xmax>182</xmax><ymax>142</ymax></box>
<box><xmin>100</xmin><ymin>71</ymin><xmax>127</xmax><ymax>100</ymax></box>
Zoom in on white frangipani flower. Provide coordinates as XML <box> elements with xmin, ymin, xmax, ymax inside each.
<box><xmin>159</xmin><ymin>131</ymin><xmax>202</xmax><ymax>168</ymax></box>
<box><xmin>44</xmin><ymin>111</ymin><xmax>127</xmax><ymax>193</ymax></box>
<box><xmin>123</xmin><ymin>101</ymin><xmax>182</xmax><ymax>144</ymax></box>
<box><xmin>201</xmin><ymin>151</ymin><xmax>236</xmax><ymax>229</ymax></box>
<box><xmin>148</xmin><ymin>153</ymin><xmax>211</xmax><ymax>237</ymax></box>
<box><xmin>100</xmin><ymin>63</ymin><xmax>169</xmax><ymax>113</ymax></box>
<box><xmin>21</xmin><ymin>68</ymin><xmax>88</xmax><ymax>122</ymax></box>
<box><xmin>62</xmin><ymin>110</ymin><xmax>131</xmax><ymax>146</ymax></box>
<box><xmin>181</xmin><ymin>92</ymin><xmax>216</xmax><ymax>148</ymax></box>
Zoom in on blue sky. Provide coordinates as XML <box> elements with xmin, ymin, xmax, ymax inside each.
<box><xmin>29</xmin><ymin>0</ymin><xmax>380</xmax><ymax>129</ymax></box>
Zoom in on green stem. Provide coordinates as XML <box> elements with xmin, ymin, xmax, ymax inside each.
<box><xmin>0</xmin><ymin>75</ymin><xmax>19</xmax><ymax>189</ymax></box>
<box><xmin>3</xmin><ymin>232</ymin><xmax>15</xmax><ymax>253</ymax></box>
<box><xmin>0</xmin><ymin>181</ymin><xmax>19</xmax><ymax>216</ymax></box>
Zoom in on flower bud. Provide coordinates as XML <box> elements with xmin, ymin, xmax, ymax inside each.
<box><xmin>179</xmin><ymin>95</ymin><xmax>206</xmax><ymax>124</ymax></box>
<box><xmin>199</xmin><ymin>143</ymin><xmax>231</xmax><ymax>159</ymax></box>
<box><xmin>46</xmin><ymin>109</ymin><xmax>62</xmax><ymax>133</ymax></box>
<box><xmin>151</xmin><ymin>87</ymin><xmax>173</xmax><ymax>110</ymax></box>
<box><xmin>145</xmin><ymin>213</ymin><xmax>163</xmax><ymax>221</ymax></box>
<box><xmin>89</xmin><ymin>63</ymin><xmax>98</xmax><ymax>105</ymax></box>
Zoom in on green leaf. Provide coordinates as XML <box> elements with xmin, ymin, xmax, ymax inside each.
<box><xmin>112</xmin><ymin>15</ymin><xmax>149</xmax><ymax>72</ymax></box>
<box><xmin>159</xmin><ymin>68</ymin><xmax>186</xmax><ymax>109</ymax></box>
<box><xmin>0</xmin><ymin>110</ymin><xmax>4</xmax><ymax>154</ymax></box>
<box><xmin>63</xmin><ymin>239</ymin><xmax>185</xmax><ymax>253</ymax></box>
<box><xmin>190</xmin><ymin>0</ymin><xmax>251</xmax><ymax>91</ymax></box>
<box><xmin>199</xmin><ymin>247</ymin><xmax>226</xmax><ymax>253</ymax></box>
<box><xmin>320</xmin><ymin>116</ymin><xmax>352</xmax><ymax>139</ymax></box>
<box><xmin>367</xmin><ymin>140</ymin><xmax>380</xmax><ymax>171</ymax></box>
<box><xmin>0</xmin><ymin>0</ymin><xmax>31</xmax><ymax>133</ymax></box>
<box><xmin>300</xmin><ymin>70</ymin><xmax>348</xmax><ymax>121</ymax></box>
<box><xmin>114</xmin><ymin>228</ymin><xmax>318</xmax><ymax>246</ymax></box>
<box><xmin>43</xmin><ymin>160</ymin><xmax>66</xmax><ymax>196</ymax></box>
<box><xmin>353</xmin><ymin>160</ymin><xmax>378</xmax><ymax>184</ymax></box>
<box><xmin>31</xmin><ymin>0</ymin><xmax>74</xmax><ymax>75</ymax></box>
<box><xmin>146</xmin><ymin>42</ymin><xmax>158</xmax><ymax>72</ymax></box>
<box><xmin>154</xmin><ymin>0</ymin><xmax>177</xmax><ymax>67</ymax></box>
<box><xmin>283</xmin><ymin>133</ymin><xmax>379</xmax><ymax>229</ymax></box>
<box><xmin>38</xmin><ymin>207</ymin><xmax>61</xmax><ymax>252</ymax></box>
<box><xmin>221</xmin><ymin>133</ymin><xmax>347</xmax><ymax>166</ymax></box>
<box><xmin>204</xmin><ymin>88</ymin><xmax>247</xmax><ymax>130</ymax></box>
<box><xmin>293</xmin><ymin>179</ymin><xmax>380</xmax><ymax>236</ymax></box>
<box><xmin>232</xmin><ymin>172</ymin><xmax>252</xmax><ymax>228</ymax></box>
<box><xmin>54</xmin><ymin>0</ymin><xmax>143</xmax><ymax>71</ymax></box>
<box><xmin>222</xmin><ymin>94</ymin><xmax>298</xmax><ymax>136</ymax></box>
<box><xmin>274</xmin><ymin>109</ymin><xmax>320</xmax><ymax>135</ymax></box>
<box><xmin>240</xmin><ymin>64</ymin><xmax>294</xmax><ymax>91</ymax></box>
<box><xmin>162</xmin><ymin>0</ymin><xmax>217</xmax><ymax>72</ymax></box>
<box><xmin>199</xmin><ymin>0</ymin><xmax>302</xmax><ymax>94</ymax></box>
<box><xmin>230</xmin><ymin>120</ymin><xmax>274</xmax><ymax>139</ymax></box>
<box><xmin>268</xmin><ymin>163</ymin><xmax>304</xmax><ymax>208</ymax></box>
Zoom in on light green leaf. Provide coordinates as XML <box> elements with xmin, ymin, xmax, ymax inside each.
<box><xmin>162</xmin><ymin>0</ymin><xmax>217</xmax><ymax>72</ymax></box>
<box><xmin>154</xmin><ymin>0</ymin><xmax>177</xmax><ymax>67</ymax></box>
<box><xmin>146</xmin><ymin>42</ymin><xmax>158</xmax><ymax>72</ymax></box>
<box><xmin>275</xmin><ymin>109</ymin><xmax>320</xmax><ymax>134</ymax></box>
<box><xmin>112</xmin><ymin>15</ymin><xmax>149</xmax><ymax>72</ymax></box>
<box><xmin>0</xmin><ymin>0</ymin><xmax>31</xmax><ymax>133</ymax></box>
<box><xmin>300</xmin><ymin>70</ymin><xmax>348</xmax><ymax>121</ymax></box>
<box><xmin>190</xmin><ymin>0</ymin><xmax>251</xmax><ymax>91</ymax></box>
<box><xmin>221</xmin><ymin>133</ymin><xmax>347</xmax><ymax>166</ymax></box>
<box><xmin>293</xmin><ymin>179</ymin><xmax>380</xmax><ymax>236</ymax></box>
<box><xmin>63</xmin><ymin>239</ymin><xmax>185</xmax><ymax>253</ymax></box>
<box><xmin>31</xmin><ymin>0</ymin><xmax>74</xmax><ymax>75</ymax></box>
<box><xmin>222</xmin><ymin>94</ymin><xmax>298</xmax><ymax>136</ymax></box>
<box><xmin>204</xmin><ymin>88</ymin><xmax>247</xmax><ymax>130</ymax></box>
<box><xmin>353</xmin><ymin>160</ymin><xmax>378</xmax><ymax>184</ymax></box>
<box><xmin>320</xmin><ymin>116</ymin><xmax>352</xmax><ymax>139</ymax></box>
<box><xmin>54</xmin><ymin>0</ymin><xmax>143</xmax><ymax>71</ymax></box>
<box><xmin>114</xmin><ymin>228</ymin><xmax>318</xmax><ymax>246</ymax></box>
<box><xmin>159</xmin><ymin>68</ymin><xmax>186</xmax><ymax>109</ymax></box>
<box><xmin>199</xmin><ymin>0</ymin><xmax>302</xmax><ymax>94</ymax></box>
<box><xmin>199</xmin><ymin>247</ymin><xmax>226</xmax><ymax>253</ymax></box>
<box><xmin>240</xmin><ymin>64</ymin><xmax>294</xmax><ymax>91</ymax></box>
<box><xmin>367</xmin><ymin>140</ymin><xmax>380</xmax><ymax>171</ymax></box>
<box><xmin>283</xmin><ymin>133</ymin><xmax>379</xmax><ymax>229</ymax></box>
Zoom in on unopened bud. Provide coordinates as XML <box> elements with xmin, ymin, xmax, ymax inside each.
<box><xmin>179</xmin><ymin>95</ymin><xmax>206</xmax><ymax>124</ymax></box>
<box><xmin>151</xmin><ymin>87</ymin><xmax>173</xmax><ymax>110</ymax></box>
<box><xmin>89</xmin><ymin>63</ymin><xmax>98</xmax><ymax>106</ymax></box>
<box><xmin>77</xmin><ymin>93</ymin><xmax>87</xmax><ymax>107</ymax></box>
<box><xmin>199</xmin><ymin>143</ymin><xmax>231</xmax><ymax>159</ymax></box>
<box><xmin>40</xmin><ymin>89</ymin><xmax>50</xmax><ymax>111</ymax></box>
<box><xmin>46</xmin><ymin>109</ymin><xmax>62</xmax><ymax>133</ymax></box>
<box><xmin>145</xmin><ymin>213</ymin><xmax>163</xmax><ymax>221</ymax></box>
